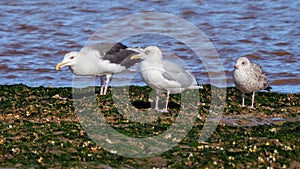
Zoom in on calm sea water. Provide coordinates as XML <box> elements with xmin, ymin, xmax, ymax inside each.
<box><xmin>1</xmin><ymin>0</ymin><xmax>299</xmax><ymax>93</ymax></box>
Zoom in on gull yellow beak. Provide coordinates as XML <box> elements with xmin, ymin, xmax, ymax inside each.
<box><xmin>56</xmin><ymin>62</ymin><xmax>63</xmax><ymax>70</ymax></box>
<box><xmin>130</xmin><ymin>54</ymin><xmax>141</xmax><ymax>60</ymax></box>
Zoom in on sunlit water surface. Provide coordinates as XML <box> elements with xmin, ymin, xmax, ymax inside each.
<box><xmin>1</xmin><ymin>0</ymin><xmax>299</xmax><ymax>93</ymax></box>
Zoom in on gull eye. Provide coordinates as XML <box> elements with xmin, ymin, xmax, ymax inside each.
<box><xmin>70</xmin><ymin>56</ymin><xmax>74</xmax><ymax>59</ymax></box>
<box><xmin>145</xmin><ymin>49</ymin><xmax>150</xmax><ymax>54</ymax></box>
<box><xmin>241</xmin><ymin>61</ymin><xmax>245</xmax><ymax>65</ymax></box>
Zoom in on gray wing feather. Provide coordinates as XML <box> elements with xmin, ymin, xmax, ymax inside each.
<box><xmin>82</xmin><ymin>43</ymin><xmax>117</xmax><ymax>58</ymax></box>
<box><xmin>251</xmin><ymin>63</ymin><xmax>270</xmax><ymax>90</ymax></box>
<box><xmin>162</xmin><ymin>61</ymin><xmax>195</xmax><ymax>87</ymax></box>
<box><xmin>252</xmin><ymin>63</ymin><xmax>267</xmax><ymax>81</ymax></box>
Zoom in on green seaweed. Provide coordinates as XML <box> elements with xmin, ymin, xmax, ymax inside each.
<box><xmin>0</xmin><ymin>84</ymin><xmax>299</xmax><ymax>168</ymax></box>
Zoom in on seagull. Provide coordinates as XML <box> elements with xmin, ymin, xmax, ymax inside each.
<box><xmin>233</xmin><ymin>57</ymin><xmax>271</xmax><ymax>109</ymax></box>
<box><xmin>131</xmin><ymin>46</ymin><xmax>202</xmax><ymax>112</ymax></box>
<box><xmin>56</xmin><ymin>43</ymin><xmax>142</xmax><ymax>95</ymax></box>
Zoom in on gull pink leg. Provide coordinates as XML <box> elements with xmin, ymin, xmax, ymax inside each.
<box><xmin>100</xmin><ymin>87</ymin><xmax>104</xmax><ymax>95</ymax></box>
<box><xmin>251</xmin><ymin>92</ymin><xmax>255</xmax><ymax>109</ymax></box>
<box><xmin>155</xmin><ymin>95</ymin><xmax>159</xmax><ymax>110</ymax></box>
<box><xmin>242</xmin><ymin>92</ymin><xmax>245</xmax><ymax>107</ymax></box>
<box><xmin>154</xmin><ymin>92</ymin><xmax>168</xmax><ymax>112</ymax></box>
<box><xmin>162</xmin><ymin>91</ymin><xmax>170</xmax><ymax>112</ymax></box>
<box><xmin>103</xmin><ymin>74</ymin><xmax>112</xmax><ymax>95</ymax></box>
<box><xmin>99</xmin><ymin>77</ymin><xmax>105</xmax><ymax>95</ymax></box>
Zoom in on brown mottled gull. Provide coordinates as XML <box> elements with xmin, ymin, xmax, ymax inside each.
<box><xmin>233</xmin><ymin>57</ymin><xmax>271</xmax><ymax>109</ymax></box>
<box><xmin>131</xmin><ymin>46</ymin><xmax>202</xmax><ymax>112</ymax></box>
<box><xmin>56</xmin><ymin>43</ymin><xmax>141</xmax><ymax>95</ymax></box>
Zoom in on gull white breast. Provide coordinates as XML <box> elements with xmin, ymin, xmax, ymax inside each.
<box><xmin>131</xmin><ymin>46</ymin><xmax>201</xmax><ymax>112</ymax></box>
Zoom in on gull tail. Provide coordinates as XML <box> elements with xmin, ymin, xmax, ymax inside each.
<box><xmin>188</xmin><ymin>81</ymin><xmax>204</xmax><ymax>90</ymax></box>
<box><xmin>265</xmin><ymin>86</ymin><xmax>272</xmax><ymax>92</ymax></box>
<box><xmin>189</xmin><ymin>85</ymin><xmax>204</xmax><ymax>89</ymax></box>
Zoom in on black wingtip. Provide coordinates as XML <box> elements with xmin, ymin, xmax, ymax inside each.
<box><xmin>120</xmin><ymin>53</ymin><xmax>142</xmax><ymax>68</ymax></box>
<box><xmin>265</xmin><ymin>86</ymin><xmax>272</xmax><ymax>91</ymax></box>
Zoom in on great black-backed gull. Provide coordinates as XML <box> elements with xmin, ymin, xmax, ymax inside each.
<box><xmin>56</xmin><ymin>43</ymin><xmax>141</xmax><ymax>95</ymax></box>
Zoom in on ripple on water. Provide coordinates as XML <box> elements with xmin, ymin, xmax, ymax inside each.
<box><xmin>0</xmin><ymin>0</ymin><xmax>299</xmax><ymax>93</ymax></box>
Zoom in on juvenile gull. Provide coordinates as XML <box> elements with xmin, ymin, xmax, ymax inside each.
<box><xmin>56</xmin><ymin>43</ymin><xmax>141</xmax><ymax>95</ymax></box>
<box><xmin>233</xmin><ymin>57</ymin><xmax>271</xmax><ymax>109</ymax></box>
<box><xmin>131</xmin><ymin>46</ymin><xmax>202</xmax><ymax>112</ymax></box>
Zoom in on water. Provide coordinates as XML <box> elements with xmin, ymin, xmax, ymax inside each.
<box><xmin>1</xmin><ymin>0</ymin><xmax>299</xmax><ymax>93</ymax></box>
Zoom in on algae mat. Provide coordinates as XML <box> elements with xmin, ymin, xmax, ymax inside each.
<box><xmin>0</xmin><ymin>84</ymin><xmax>299</xmax><ymax>168</ymax></box>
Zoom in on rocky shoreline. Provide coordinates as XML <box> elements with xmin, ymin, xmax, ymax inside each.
<box><xmin>0</xmin><ymin>84</ymin><xmax>299</xmax><ymax>168</ymax></box>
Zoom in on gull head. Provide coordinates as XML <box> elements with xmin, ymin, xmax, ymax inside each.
<box><xmin>234</xmin><ymin>57</ymin><xmax>250</xmax><ymax>69</ymax></box>
<box><xmin>130</xmin><ymin>46</ymin><xmax>163</xmax><ymax>61</ymax></box>
<box><xmin>56</xmin><ymin>52</ymin><xmax>79</xmax><ymax>70</ymax></box>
